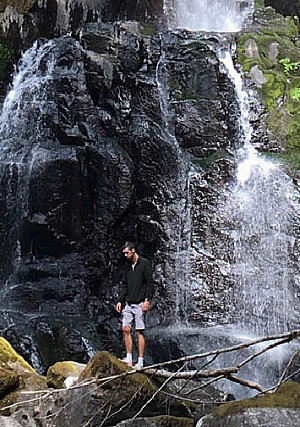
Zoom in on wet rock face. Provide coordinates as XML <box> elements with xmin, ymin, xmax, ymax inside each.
<box><xmin>0</xmin><ymin>0</ymin><xmax>164</xmax><ymax>50</ymax></box>
<box><xmin>0</xmin><ymin>21</ymin><xmax>241</xmax><ymax>370</ymax></box>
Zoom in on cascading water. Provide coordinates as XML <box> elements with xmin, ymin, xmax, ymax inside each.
<box><xmin>0</xmin><ymin>39</ymin><xmax>57</xmax><ymax>155</ymax></box>
<box><xmin>156</xmin><ymin>0</ymin><xmax>300</xmax><ymax>399</ymax></box>
<box><xmin>164</xmin><ymin>0</ymin><xmax>253</xmax><ymax>32</ymax></box>
<box><xmin>219</xmin><ymin>49</ymin><xmax>299</xmax><ymax>335</ymax></box>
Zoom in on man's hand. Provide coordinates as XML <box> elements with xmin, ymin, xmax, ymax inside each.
<box><xmin>142</xmin><ymin>300</ymin><xmax>151</xmax><ymax>311</ymax></box>
<box><xmin>116</xmin><ymin>302</ymin><xmax>122</xmax><ymax>313</ymax></box>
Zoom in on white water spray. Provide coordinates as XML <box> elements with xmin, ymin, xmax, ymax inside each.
<box><xmin>219</xmin><ymin>48</ymin><xmax>298</xmax><ymax>334</ymax></box>
<box><xmin>0</xmin><ymin>39</ymin><xmax>56</xmax><ymax>152</ymax></box>
<box><xmin>164</xmin><ymin>0</ymin><xmax>253</xmax><ymax>32</ymax></box>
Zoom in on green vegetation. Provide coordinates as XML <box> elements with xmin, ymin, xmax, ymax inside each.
<box><xmin>0</xmin><ymin>0</ymin><xmax>37</xmax><ymax>13</ymax></box>
<box><xmin>254</xmin><ymin>0</ymin><xmax>265</xmax><ymax>9</ymax></box>
<box><xmin>215</xmin><ymin>382</ymin><xmax>300</xmax><ymax>418</ymax></box>
<box><xmin>279</xmin><ymin>58</ymin><xmax>300</xmax><ymax>76</ymax></box>
<box><xmin>140</xmin><ymin>23</ymin><xmax>156</xmax><ymax>37</ymax></box>
<box><xmin>0</xmin><ymin>42</ymin><xmax>11</xmax><ymax>75</ymax></box>
<box><xmin>192</xmin><ymin>151</ymin><xmax>233</xmax><ymax>169</ymax></box>
<box><xmin>290</xmin><ymin>87</ymin><xmax>300</xmax><ymax>100</ymax></box>
<box><xmin>237</xmin><ymin>9</ymin><xmax>300</xmax><ymax>168</ymax></box>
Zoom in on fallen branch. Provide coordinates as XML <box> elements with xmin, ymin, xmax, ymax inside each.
<box><xmin>276</xmin><ymin>349</ymin><xmax>300</xmax><ymax>390</ymax></box>
<box><xmin>226</xmin><ymin>374</ymin><xmax>266</xmax><ymax>393</ymax></box>
<box><xmin>142</xmin><ymin>366</ymin><xmax>238</xmax><ymax>378</ymax></box>
<box><xmin>138</xmin><ymin>329</ymin><xmax>300</xmax><ymax>372</ymax></box>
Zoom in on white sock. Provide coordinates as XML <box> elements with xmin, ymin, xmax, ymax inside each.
<box><xmin>126</xmin><ymin>353</ymin><xmax>132</xmax><ymax>363</ymax></box>
<box><xmin>138</xmin><ymin>357</ymin><xmax>144</xmax><ymax>364</ymax></box>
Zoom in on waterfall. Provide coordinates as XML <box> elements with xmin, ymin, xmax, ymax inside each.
<box><xmin>0</xmin><ymin>39</ymin><xmax>57</xmax><ymax>157</ymax></box>
<box><xmin>219</xmin><ymin>49</ymin><xmax>299</xmax><ymax>335</ymax></box>
<box><xmin>164</xmin><ymin>0</ymin><xmax>253</xmax><ymax>32</ymax></box>
<box><xmin>0</xmin><ymin>39</ymin><xmax>59</xmax><ymax>282</ymax></box>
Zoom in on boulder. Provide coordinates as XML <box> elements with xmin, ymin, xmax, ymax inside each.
<box><xmin>198</xmin><ymin>381</ymin><xmax>300</xmax><ymax>427</ymax></box>
<box><xmin>0</xmin><ymin>337</ymin><xmax>46</xmax><ymax>414</ymax></box>
<box><xmin>11</xmin><ymin>351</ymin><xmax>193</xmax><ymax>427</ymax></box>
<box><xmin>46</xmin><ymin>361</ymin><xmax>86</xmax><ymax>389</ymax></box>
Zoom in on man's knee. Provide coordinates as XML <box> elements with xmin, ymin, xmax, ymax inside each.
<box><xmin>122</xmin><ymin>325</ymin><xmax>131</xmax><ymax>333</ymax></box>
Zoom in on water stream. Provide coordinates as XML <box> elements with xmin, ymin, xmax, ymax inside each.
<box><xmin>219</xmin><ymin>49</ymin><xmax>299</xmax><ymax>335</ymax></box>
<box><xmin>160</xmin><ymin>0</ymin><xmax>300</xmax><ymax>398</ymax></box>
<box><xmin>164</xmin><ymin>0</ymin><xmax>253</xmax><ymax>32</ymax></box>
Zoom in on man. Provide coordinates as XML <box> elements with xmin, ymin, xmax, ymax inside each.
<box><xmin>116</xmin><ymin>241</ymin><xmax>154</xmax><ymax>369</ymax></box>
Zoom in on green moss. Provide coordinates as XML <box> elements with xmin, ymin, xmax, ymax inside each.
<box><xmin>258</xmin><ymin>70</ymin><xmax>286</xmax><ymax>111</ymax></box>
<box><xmin>289</xmin><ymin>87</ymin><xmax>300</xmax><ymax>100</ymax></box>
<box><xmin>47</xmin><ymin>361</ymin><xmax>86</xmax><ymax>389</ymax></box>
<box><xmin>0</xmin><ymin>1</ymin><xmax>37</xmax><ymax>13</ymax></box>
<box><xmin>215</xmin><ymin>382</ymin><xmax>300</xmax><ymax>418</ymax></box>
<box><xmin>0</xmin><ymin>42</ymin><xmax>11</xmax><ymax>75</ymax></box>
<box><xmin>79</xmin><ymin>351</ymin><xmax>156</xmax><ymax>394</ymax></box>
<box><xmin>254</xmin><ymin>0</ymin><xmax>265</xmax><ymax>10</ymax></box>
<box><xmin>0</xmin><ymin>337</ymin><xmax>47</xmax><ymax>415</ymax></box>
<box><xmin>181</xmin><ymin>90</ymin><xmax>197</xmax><ymax>100</ymax></box>
<box><xmin>237</xmin><ymin>10</ymin><xmax>300</xmax><ymax>162</ymax></box>
<box><xmin>168</xmin><ymin>77</ymin><xmax>180</xmax><ymax>92</ymax></box>
<box><xmin>267</xmin><ymin>149</ymin><xmax>300</xmax><ymax>171</ymax></box>
<box><xmin>140</xmin><ymin>23</ymin><xmax>156</xmax><ymax>37</ymax></box>
<box><xmin>0</xmin><ymin>337</ymin><xmax>34</xmax><ymax>372</ymax></box>
<box><xmin>150</xmin><ymin>415</ymin><xmax>194</xmax><ymax>426</ymax></box>
<box><xmin>192</xmin><ymin>150</ymin><xmax>232</xmax><ymax>169</ymax></box>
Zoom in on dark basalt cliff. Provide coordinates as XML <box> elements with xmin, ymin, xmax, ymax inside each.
<box><xmin>0</xmin><ymin>0</ymin><xmax>299</xmax><ymax>375</ymax></box>
<box><xmin>0</xmin><ymin>12</ymin><xmax>241</xmax><ymax>370</ymax></box>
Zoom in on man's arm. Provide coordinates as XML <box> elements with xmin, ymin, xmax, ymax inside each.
<box><xmin>142</xmin><ymin>259</ymin><xmax>155</xmax><ymax>311</ymax></box>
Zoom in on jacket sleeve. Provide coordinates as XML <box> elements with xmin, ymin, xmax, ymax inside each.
<box><xmin>144</xmin><ymin>260</ymin><xmax>155</xmax><ymax>300</ymax></box>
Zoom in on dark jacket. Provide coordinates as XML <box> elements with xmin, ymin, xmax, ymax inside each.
<box><xmin>118</xmin><ymin>256</ymin><xmax>154</xmax><ymax>304</ymax></box>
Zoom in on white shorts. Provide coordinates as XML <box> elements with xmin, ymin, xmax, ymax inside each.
<box><xmin>122</xmin><ymin>302</ymin><xmax>146</xmax><ymax>330</ymax></box>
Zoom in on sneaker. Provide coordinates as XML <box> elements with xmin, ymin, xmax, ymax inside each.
<box><xmin>133</xmin><ymin>360</ymin><xmax>144</xmax><ymax>370</ymax></box>
<box><xmin>120</xmin><ymin>356</ymin><xmax>133</xmax><ymax>367</ymax></box>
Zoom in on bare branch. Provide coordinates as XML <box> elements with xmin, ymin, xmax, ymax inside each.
<box><xmin>237</xmin><ymin>336</ymin><xmax>293</xmax><ymax>369</ymax></box>
<box><xmin>227</xmin><ymin>374</ymin><xmax>266</xmax><ymax>392</ymax></box>
<box><xmin>142</xmin><ymin>366</ymin><xmax>238</xmax><ymax>378</ymax></box>
<box><xmin>132</xmin><ymin>362</ymin><xmax>189</xmax><ymax>419</ymax></box>
<box><xmin>276</xmin><ymin>350</ymin><xmax>300</xmax><ymax>389</ymax></box>
<box><xmin>137</xmin><ymin>329</ymin><xmax>300</xmax><ymax>372</ymax></box>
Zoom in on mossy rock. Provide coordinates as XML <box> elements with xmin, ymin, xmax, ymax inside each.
<box><xmin>237</xmin><ymin>7</ymin><xmax>300</xmax><ymax>167</ymax></box>
<box><xmin>0</xmin><ymin>337</ymin><xmax>34</xmax><ymax>371</ymax></box>
<box><xmin>0</xmin><ymin>366</ymin><xmax>19</xmax><ymax>399</ymax></box>
<box><xmin>78</xmin><ymin>352</ymin><xmax>191</xmax><ymax>422</ymax></box>
<box><xmin>151</xmin><ymin>416</ymin><xmax>194</xmax><ymax>427</ymax></box>
<box><xmin>0</xmin><ymin>1</ymin><xmax>37</xmax><ymax>13</ymax></box>
<box><xmin>79</xmin><ymin>351</ymin><xmax>156</xmax><ymax>395</ymax></box>
<box><xmin>215</xmin><ymin>381</ymin><xmax>300</xmax><ymax>418</ymax></box>
<box><xmin>0</xmin><ymin>337</ymin><xmax>47</xmax><ymax>415</ymax></box>
<box><xmin>47</xmin><ymin>361</ymin><xmax>86</xmax><ymax>389</ymax></box>
<box><xmin>116</xmin><ymin>415</ymin><xmax>194</xmax><ymax>426</ymax></box>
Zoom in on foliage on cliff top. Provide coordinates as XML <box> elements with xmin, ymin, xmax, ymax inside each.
<box><xmin>0</xmin><ymin>1</ymin><xmax>37</xmax><ymax>13</ymax></box>
<box><xmin>215</xmin><ymin>381</ymin><xmax>300</xmax><ymax>418</ymax></box>
<box><xmin>0</xmin><ymin>42</ymin><xmax>11</xmax><ymax>75</ymax></box>
<box><xmin>237</xmin><ymin>6</ymin><xmax>300</xmax><ymax>163</ymax></box>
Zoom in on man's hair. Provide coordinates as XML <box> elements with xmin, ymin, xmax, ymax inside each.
<box><xmin>122</xmin><ymin>241</ymin><xmax>136</xmax><ymax>251</ymax></box>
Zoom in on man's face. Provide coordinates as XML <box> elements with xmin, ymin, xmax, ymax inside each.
<box><xmin>122</xmin><ymin>247</ymin><xmax>135</xmax><ymax>261</ymax></box>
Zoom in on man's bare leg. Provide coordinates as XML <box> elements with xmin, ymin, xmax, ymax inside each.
<box><xmin>122</xmin><ymin>326</ymin><xmax>133</xmax><ymax>366</ymax></box>
<box><xmin>136</xmin><ymin>330</ymin><xmax>145</xmax><ymax>358</ymax></box>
